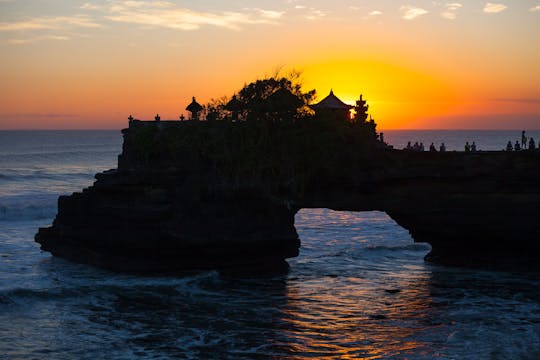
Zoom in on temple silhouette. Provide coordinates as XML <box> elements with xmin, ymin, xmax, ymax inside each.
<box><xmin>130</xmin><ymin>89</ymin><xmax>373</xmax><ymax>126</ymax></box>
<box><xmin>310</xmin><ymin>90</ymin><xmax>352</xmax><ymax>119</ymax></box>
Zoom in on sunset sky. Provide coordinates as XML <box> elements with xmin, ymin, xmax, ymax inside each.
<box><xmin>1</xmin><ymin>0</ymin><xmax>539</xmax><ymax>129</ymax></box>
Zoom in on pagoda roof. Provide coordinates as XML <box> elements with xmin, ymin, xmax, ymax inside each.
<box><xmin>186</xmin><ymin>97</ymin><xmax>203</xmax><ymax>112</ymax></box>
<box><xmin>311</xmin><ymin>90</ymin><xmax>353</xmax><ymax>110</ymax></box>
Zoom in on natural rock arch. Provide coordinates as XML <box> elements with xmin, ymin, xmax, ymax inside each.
<box><xmin>36</xmin><ymin>122</ymin><xmax>540</xmax><ymax>272</ymax></box>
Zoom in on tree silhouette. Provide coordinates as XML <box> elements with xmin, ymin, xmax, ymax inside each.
<box><xmin>205</xmin><ymin>95</ymin><xmax>230</xmax><ymax>121</ymax></box>
<box><xmin>237</xmin><ymin>72</ymin><xmax>316</xmax><ymax>122</ymax></box>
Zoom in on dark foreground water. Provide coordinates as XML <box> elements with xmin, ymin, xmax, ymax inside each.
<box><xmin>1</xmin><ymin>130</ymin><xmax>540</xmax><ymax>359</ymax></box>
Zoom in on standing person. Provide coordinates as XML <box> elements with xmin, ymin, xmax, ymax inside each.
<box><xmin>522</xmin><ymin>131</ymin><xmax>527</xmax><ymax>149</ymax></box>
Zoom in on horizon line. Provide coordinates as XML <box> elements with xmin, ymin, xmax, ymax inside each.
<box><xmin>2</xmin><ymin>128</ymin><xmax>540</xmax><ymax>132</ymax></box>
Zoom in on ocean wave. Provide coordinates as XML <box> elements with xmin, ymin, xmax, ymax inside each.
<box><xmin>0</xmin><ymin>294</ymin><xmax>15</xmax><ymax>305</ymax></box>
<box><xmin>365</xmin><ymin>243</ymin><xmax>431</xmax><ymax>252</ymax></box>
<box><xmin>0</xmin><ymin>170</ymin><xmax>99</xmax><ymax>182</ymax></box>
<box><xmin>0</xmin><ymin>194</ymin><xmax>58</xmax><ymax>221</ymax></box>
<box><xmin>0</xmin><ymin>149</ymin><xmax>119</xmax><ymax>160</ymax></box>
<box><xmin>1</xmin><ymin>287</ymin><xmax>78</xmax><ymax>302</ymax></box>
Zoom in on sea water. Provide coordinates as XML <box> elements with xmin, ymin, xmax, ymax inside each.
<box><xmin>1</xmin><ymin>129</ymin><xmax>540</xmax><ymax>359</ymax></box>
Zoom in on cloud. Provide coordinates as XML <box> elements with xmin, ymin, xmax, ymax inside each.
<box><xmin>369</xmin><ymin>10</ymin><xmax>383</xmax><ymax>16</ymax></box>
<box><xmin>81</xmin><ymin>3</ymin><xmax>101</xmax><ymax>11</ymax></box>
<box><xmin>303</xmin><ymin>8</ymin><xmax>327</xmax><ymax>20</ymax></box>
<box><xmin>83</xmin><ymin>1</ymin><xmax>284</xmax><ymax>30</ymax></box>
<box><xmin>401</xmin><ymin>5</ymin><xmax>428</xmax><ymax>20</ymax></box>
<box><xmin>441</xmin><ymin>3</ymin><xmax>463</xmax><ymax>20</ymax></box>
<box><xmin>0</xmin><ymin>15</ymin><xmax>102</xmax><ymax>31</ymax></box>
<box><xmin>8</xmin><ymin>35</ymin><xmax>71</xmax><ymax>45</ymax></box>
<box><xmin>483</xmin><ymin>3</ymin><xmax>507</xmax><ymax>13</ymax></box>
<box><xmin>9</xmin><ymin>113</ymin><xmax>79</xmax><ymax>118</ymax></box>
<box><xmin>530</xmin><ymin>5</ymin><xmax>540</xmax><ymax>12</ymax></box>
<box><xmin>256</xmin><ymin>10</ymin><xmax>284</xmax><ymax>20</ymax></box>
<box><xmin>288</xmin><ymin>3</ymin><xmax>327</xmax><ymax>20</ymax></box>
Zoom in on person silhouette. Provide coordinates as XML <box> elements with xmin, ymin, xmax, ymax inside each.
<box><xmin>522</xmin><ymin>131</ymin><xmax>527</xmax><ymax>149</ymax></box>
<box><xmin>440</xmin><ymin>143</ymin><xmax>446</xmax><ymax>152</ymax></box>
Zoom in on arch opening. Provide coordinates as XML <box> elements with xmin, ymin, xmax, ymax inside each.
<box><xmin>292</xmin><ymin>209</ymin><xmax>431</xmax><ymax>271</ymax></box>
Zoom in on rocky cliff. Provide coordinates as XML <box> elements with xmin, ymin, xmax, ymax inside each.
<box><xmin>36</xmin><ymin>120</ymin><xmax>540</xmax><ymax>271</ymax></box>
<box><xmin>296</xmin><ymin>150</ymin><xmax>540</xmax><ymax>268</ymax></box>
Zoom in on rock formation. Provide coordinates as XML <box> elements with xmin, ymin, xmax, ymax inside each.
<box><xmin>36</xmin><ymin>120</ymin><xmax>540</xmax><ymax>271</ymax></box>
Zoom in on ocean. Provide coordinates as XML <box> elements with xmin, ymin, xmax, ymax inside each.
<box><xmin>1</xmin><ymin>129</ymin><xmax>540</xmax><ymax>359</ymax></box>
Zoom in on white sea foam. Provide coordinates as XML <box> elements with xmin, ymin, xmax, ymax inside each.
<box><xmin>0</xmin><ymin>194</ymin><xmax>58</xmax><ymax>221</ymax></box>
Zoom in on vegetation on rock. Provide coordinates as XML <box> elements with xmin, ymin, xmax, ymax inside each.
<box><xmin>125</xmin><ymin>74</ymin><xmax>381</xmax><ymax>195</ymax></box>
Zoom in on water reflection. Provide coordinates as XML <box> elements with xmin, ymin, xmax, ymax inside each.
<box><xmin>280</xmin><ymin>272</ymin><xmax>436</xmax><ymax>359</ymax></box>
<box><xmin>6</xmin><ymin>266</ymin><xmax>439</xmax><ymax>359</ymax></box>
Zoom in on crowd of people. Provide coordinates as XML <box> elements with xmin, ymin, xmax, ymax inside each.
<box><xmin>403</xmin><ymin>131</ymin><xmax>538</xmax><ymax>153</ymax></box>
<box><xmin>505</xmin><ymin>131</ymin><xmax>536</xmax><ymax>151</ymax></box>
<box><xmin>404</xmin><ymin>141</ymin><xmax>447</xmax><ymax>152</ymax></box>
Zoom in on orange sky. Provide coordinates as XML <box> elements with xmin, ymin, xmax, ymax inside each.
<box><xmin>1</xmin><ymin>1</ymin><xmax>539</xmax><ymax>129</ymax></box>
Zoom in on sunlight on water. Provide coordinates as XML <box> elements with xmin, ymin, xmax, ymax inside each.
<box><xmin>285</xmin><ymin>210</ymin><xmax>436</xmax><ymax>359</ymax></box>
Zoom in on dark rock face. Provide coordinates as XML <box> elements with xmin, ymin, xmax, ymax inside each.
<box><xmin>296</xmin><ymin>150</ymin><xmax>540</xmax><ymax>268</ymax></box>
<box><xmin>36</xmin><ymin>169</ymin><xmax>299</xmax><ymax>272</ymax></box>
<box><xmin>36</xmin><ymin>122</ymin><xmax>540</xmax><ymax>271</ymax></box>
<box><xmin>347</xmin><ymin>151</ymin><xmax>540</xmax><ymax>268</ymax></box>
